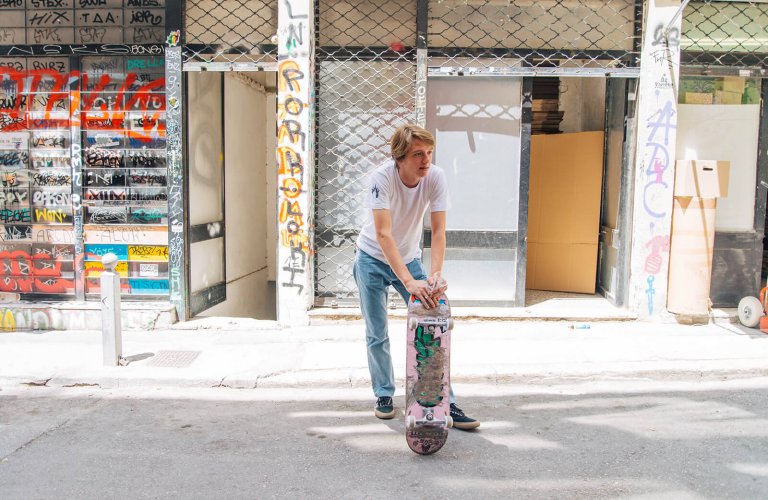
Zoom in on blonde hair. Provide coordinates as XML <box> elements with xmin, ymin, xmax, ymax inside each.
<box><xmin>390</xmin><ymin>125</ymin><xmax>435</xmax><ymax>161</ymax></box>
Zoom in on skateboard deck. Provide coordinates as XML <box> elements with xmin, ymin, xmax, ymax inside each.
<box><xmin>405</xmin><ymin>292</ymin><xmax>452</xmax><ymax>455</ymax></box>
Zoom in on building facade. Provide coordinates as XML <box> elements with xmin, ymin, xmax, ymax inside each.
<box><xmin>0</xmin><ymin>0</ymin><xmax>765</xmax><ymax>329</ymax></box>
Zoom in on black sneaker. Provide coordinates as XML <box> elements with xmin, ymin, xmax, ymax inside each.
<box><xmin>450</xmin><ymin>403</ymin><xmax>480</xmax><ymax>430</ymax></box>
<box><xmin>375</xmin><ymin>396</ymin><xmax>395</xmax><ymax>419</ymax></box>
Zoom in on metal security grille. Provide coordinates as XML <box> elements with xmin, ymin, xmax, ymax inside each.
<box><xmin>313</xmin><ymin>0</ymin><xmax>645</xmax><ymax>305</ymax></box>
<box><xmin>183</xmin><ymin>0</ymin><xmax>278</xmax><ymax>67</ymax></box>
<box><xmin>313</xmin><ymin>0</ymin><xmax>646</xmax><ymax>305</ymax></box>
<box><xmin>682</xmin><ymin>0</ymin><xmax>768</xmax><ymax>69</ymax></box>
<box><xmin>315</xmin><ymin>0</ymin><xmax>416</xmax><ymax>305</ymax></box>
<box><xmin>427</xmin><ymin>0</ymin><xmax>642</xmax><ymax>76</ymax></box>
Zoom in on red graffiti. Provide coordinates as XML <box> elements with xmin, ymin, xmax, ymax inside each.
<box><xmin>0</xmin><ymin>68</ymin><xmax>165</xmax><ymax>142</ymax></box>
<box><xmin>0</xmin><ymin>249</ymin><xmax>74</xmax><ymax>294</ymax></box>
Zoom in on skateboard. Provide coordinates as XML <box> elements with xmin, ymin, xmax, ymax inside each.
<box><xmin>405</xmin><ymin>291</ymin><xmax>454</xmax><ymax>455</ymax></box>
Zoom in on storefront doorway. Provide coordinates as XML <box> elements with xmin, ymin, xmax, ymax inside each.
<box><xmin>425</xmin><ymin>76</ymin><xmax>524</xmax><ymax>306</ymax></box>
<box><xmin>186</xmin><ymin>71</ymin><xmax>277</xmax><ymax>320</ymax></box>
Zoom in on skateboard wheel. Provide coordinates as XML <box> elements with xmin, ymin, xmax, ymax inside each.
<box><xmin>738</xmin><ymin>296</ymin><xmax>763</xmax><ymax>328</ymax></box>
<box><xmin>445</xmin><ymin>415</ymin><xmax>453</xmax><ymax>428</ymax></box>
<box><xmin>447</xmin><ymin>318</ymin><xmax>454</xmax><ymax>330</ymax></box>
<box><xmin>406</xmin><ymin>415</ymin><xmax>416</xmax><ymax>430</ymax></box>
<box><xmin>408</xmin><ymin>317</ymin><xmax>418</xmax><ymax>330</ymax></box>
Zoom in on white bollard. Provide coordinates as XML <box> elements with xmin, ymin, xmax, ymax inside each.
<box><xmin>101</xmin><ymin>253</ymin><xmax>123</xmax><ymax>366</ymax></box>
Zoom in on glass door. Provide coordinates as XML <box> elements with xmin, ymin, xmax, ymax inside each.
<box><xmin>424</xmin><ymin>76</ymin><xmax>523</xmax><ymax>306</ymax></box>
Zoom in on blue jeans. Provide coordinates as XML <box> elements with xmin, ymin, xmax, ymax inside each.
<box><xmin>353</xmin><ymin>248</ymin><xmax>454</xmax><ymax>403</ymax></box>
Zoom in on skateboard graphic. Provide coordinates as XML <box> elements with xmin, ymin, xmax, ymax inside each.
<box><xmin>405</xmin><ymin>291</ymin><xmax>454</xmax><ymax>455</ymax></box>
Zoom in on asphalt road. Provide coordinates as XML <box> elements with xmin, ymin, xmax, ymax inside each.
<box><xmin>2</xmin><ymin>377</ymin><xmax>768</xmax><ymax>499</ymax></box>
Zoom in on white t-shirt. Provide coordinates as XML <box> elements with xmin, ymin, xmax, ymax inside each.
<box><xmin>356</xmin><ymin>160</ymin><xmax>451</xmax><ymax>264</ymax></box>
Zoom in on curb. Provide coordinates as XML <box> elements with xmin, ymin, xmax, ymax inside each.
<box><xmin>3</xmin><ymin>365</ymin><xmax>767</xmax><ymax>392</ymax></box>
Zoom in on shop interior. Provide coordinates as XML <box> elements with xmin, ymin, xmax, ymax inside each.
<box><xmin>186</xmin><ymin>71</ymin><xmax>277</xmax><ymax>320</ymax></box>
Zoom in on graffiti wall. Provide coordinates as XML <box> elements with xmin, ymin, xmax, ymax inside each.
<box><xmin>629</xmin><ymin>0</ymin><xmax>682</xmax><ymax>317</ymax></box>
<box><xmin>0</xmin><ymin>303</ymin><xmax>174</xmax><ymax>331</ymax></box>
<box><xmin>0</xmin><ymin>0</ymin><xmax>165</xmax><ymax>46</ymax></box>
<box><xmin>276</xmin><ymin>0</ymin><xmax>313</xmax><ymax>325</ymax></box>
<box><xmin>0</xmin><ymin>54</ymin><xmax>169</xmax><ymax>299</ymax></box>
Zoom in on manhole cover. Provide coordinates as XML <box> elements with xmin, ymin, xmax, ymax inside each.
<box><xmin>145</xmin><ymin>350</ymin><xmax>200</xmax><ymax>368</ymax></box>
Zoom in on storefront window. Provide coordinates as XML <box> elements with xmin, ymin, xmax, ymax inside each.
<box><xmin>0</xmin><ymin>58</ymin><xmax>76</xmax><ymax>297</ymax></box>
<box><xmin>80</xmin><ymin>55</ymin><xmax>169</xmax><ymax>297</ymax></box>
<box><xmin>679</xmin><ymin>76</ymin><xmax>761</xmax><ymax>105</ymax></box>
<box><xmin>0</xmin><ymin>55</ymin><xmax>168</xmax><ymax>299</ymax></box>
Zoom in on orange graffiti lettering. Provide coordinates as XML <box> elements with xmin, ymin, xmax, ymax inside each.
<box><xmin>279</xmin><ymin>199</ymin><xmax>304</xmax><ymax>226</ymax></box>
<box><xmin>280</xmin><ymin>177</ymin><xmax>302</xmax><ymax>199</ymax></box>
<box><xmin>280</xmin><ymin>228</ymin><xmax>309</xmax><ymax>252</ymax></box>
<box><xmin>278</xmin><ymin>60</ymin><xmax>304</xmax><ymax>93</ymax></box>
<box><xmin>277</xmin><ymin>146</ymin><xmax>303</xmax><ymax>177</ymax></box>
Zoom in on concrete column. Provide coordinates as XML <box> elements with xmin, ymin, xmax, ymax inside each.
<box><xmin>165</xmin><ymin>31</ymin><xmax>187</xmax><ymax>321</ymax></box>
<box><xmin>628</xmin><ymin>0</ymin><xmax>684</xmax><ymax>319</ymax></box>
<box><xmin>276</xmin><ymin>0</ymin><xmax>315</xmax><ymax>326</ymax></box>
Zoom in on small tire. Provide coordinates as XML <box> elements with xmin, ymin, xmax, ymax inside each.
<box><xmin>406</xmin><ymin>415</ymin><xmax>416</xmax><ymax>430</ymax></box>
<box><xmin>738</xmin><ymin>296</ymin><xmax>763</xmax><ymax>328</ymax></box>
<box><xmin>408</xmin><ymin>317</ymin><xmax>418</xmax><ymax>330</ymax></box>
<box><xmin>445</xmin><ymin>415</ymin><xmax>453</xmax><ymax>428</ymax></box>
<box><xmin>447</xmin><ymin>318</ymin><xmax>454</xmax><ymax>330</ymax></box>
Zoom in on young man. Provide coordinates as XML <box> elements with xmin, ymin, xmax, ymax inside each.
<box><xmin>353</xmin><ymin>124</ymin><xmax>479</xmax><ymax>430</ymax></box>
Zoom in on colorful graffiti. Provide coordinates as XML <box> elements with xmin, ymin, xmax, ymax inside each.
<box><xmin>0</xmin><ymin>246</ymin><xmax>74</xmax><ymax>294</ymax></box>
<box><xmin>277</xmin><ymin>0</ymin><xmax>313</xmax><ymax>319</ymax></box>
<box><xmin>0</xmin><ymin>304</ymin><xmax>173</xmax><ymax>332</ymax></box>
<box><xmin>0</xmin><ymin>66</ymin><xmax>166</xmax><ymax>143</ymax></box>
<box><xmin>164</xmin><ymin>44</ymin><xmax>184</xmax><ymax>317</ymax></box>
<box><xmin>0</xmin><ymin>56</ymin><xmax>169</xmax><ymax>299</ymax></box>
<box><xmin>632</xmin><ymin>5</ymin><xmax>682</xmax><ymax>317</ymax></box>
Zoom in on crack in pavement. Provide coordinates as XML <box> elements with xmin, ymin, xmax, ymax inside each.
<box><xmin>0</xmin><ymin>397</ymin><xmax>105</xmax><ymax>463</ymax></box>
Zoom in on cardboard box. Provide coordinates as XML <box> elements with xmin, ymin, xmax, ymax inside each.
<box><xmin>674</xmin><ymin>160</ymin><xmax>730</xmax><ymax>198</ymax></box>
<box><xmin>667</xmin><ymin>197</ymin><xmax>717</xmax><ymax>315</ymax></box>
<box><xmin>715</xmin><ymin>90</ymin><xmax>743</xmax><ymax>105</ymax></box>
<box><xmin>532</xmin><ymin>99</ymin><xmax>559</xmax><ymax>112</ymax></box>
<box><xmin>527</xmin><ymin>131</ymin><xmax>604</xmax><ymax>293</ymax></box>
<box><xmin>722</xmin><ymin>76</ymin><xmax>746</xmax><ymax>94</ymax></box>
<box><xmin>685</xmin><ymin>92</ymin><xmax>713</xmax><ymax>105</ymax></box>
<box><xmin>527</xmin><ymin>242</ymin><xmax>599</xmax><ymax>294</ymax></box>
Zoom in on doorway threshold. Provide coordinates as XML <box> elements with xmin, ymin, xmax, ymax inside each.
<box><xmin>309</xmin><ymin>291</ymin><xmax>636</xmax><ymax>323</ymax></box>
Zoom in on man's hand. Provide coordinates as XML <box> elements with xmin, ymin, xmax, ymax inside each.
<box><xmin>428</xmin><ymin>272</ymin><xmax>448</xmax><ymax>297</ymax></box>
<box><xmin>406</xmin><ymin>279</ymin><xmax>437</xmax><ymax>309</ymax></box>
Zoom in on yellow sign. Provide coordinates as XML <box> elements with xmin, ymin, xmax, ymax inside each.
<box><xmin>128</xmin><ymin>245</ymin><xmax>169</xmax><ymax>262</ymax></box>
<box><xmin>85</xmin><ymin>261</ymin><xmax>129</xmax><ymax>278</ymax></box>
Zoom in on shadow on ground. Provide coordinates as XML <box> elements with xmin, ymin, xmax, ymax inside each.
<box><xmin>2</xmin><ymin>381</ymin><xmax>768</xmax><ymax>499</ymax></box>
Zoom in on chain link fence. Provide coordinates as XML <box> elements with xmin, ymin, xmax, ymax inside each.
<box><xmin>315</xmin><ymin>0</ymin><xmax>417</xmax><ymax>304</ymax></box>
<box><xmin>427</xmin><ymin>0</ymin><xmax>641</xmax><ymax>76</ymax></box>
<box><xmin>681</xmin><ymin>0</ymin><xmax>768</xmax><ymax>69</ymax></box>
<box><xmin>183</xmin><ymin>0</ymin><xmax>278</xmax><ymax>67</ymax></box>
<box><xmin>313</xmin><ymin>0</ymin><xmax>643</xmax><ymax>306</ymax></box>
<box><xmin>183</xmin><ymin>0</ymin><xmax>765</xmax><ymax>305</ymax></box>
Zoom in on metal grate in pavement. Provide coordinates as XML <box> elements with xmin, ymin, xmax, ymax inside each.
<box><xmin>145</xmin><ymin>350</ymin><xmax>201</xmax><ymax>368</ymax></box>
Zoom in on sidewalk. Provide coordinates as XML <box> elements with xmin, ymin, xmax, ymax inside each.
<box><xmin>1</xmin><ymin>315</ymin><xmax>767</xmax><ymax>391</ymax></box>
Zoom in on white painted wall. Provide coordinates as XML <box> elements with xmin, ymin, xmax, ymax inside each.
<box><xmin>627</xmin><ymin>0</ymin><xmax>683</xmax><ymax>319</ymax></box>
<box><xmin>201</xmin><ymin>72</ymin><xmax>276</xmax><ymax>319</ymax></box>
<box><xmin>265</xmin><ymin>79</ymin><xmax>277</xmax><ymax>283</ymax></box>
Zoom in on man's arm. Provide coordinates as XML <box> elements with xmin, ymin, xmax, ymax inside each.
<box><xmin>428</xmin><ymin>210</ymin><xmax>448</xmax><ymax>294</ymax></box>
<box><xmin>373</xmin><ymin>208</ymin><xmax>436</xmax><ymax>307</ymax></box>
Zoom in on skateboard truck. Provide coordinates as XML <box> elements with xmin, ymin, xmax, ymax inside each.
<box><xmin>408</xmin><ymin>317</ymin><xmax>454</xmax><ymax>331</ymax></box>
<box><xmin>406</xmin><ymin>409</ymin><xmax>453</xmax><ymax>430</ymax></box>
